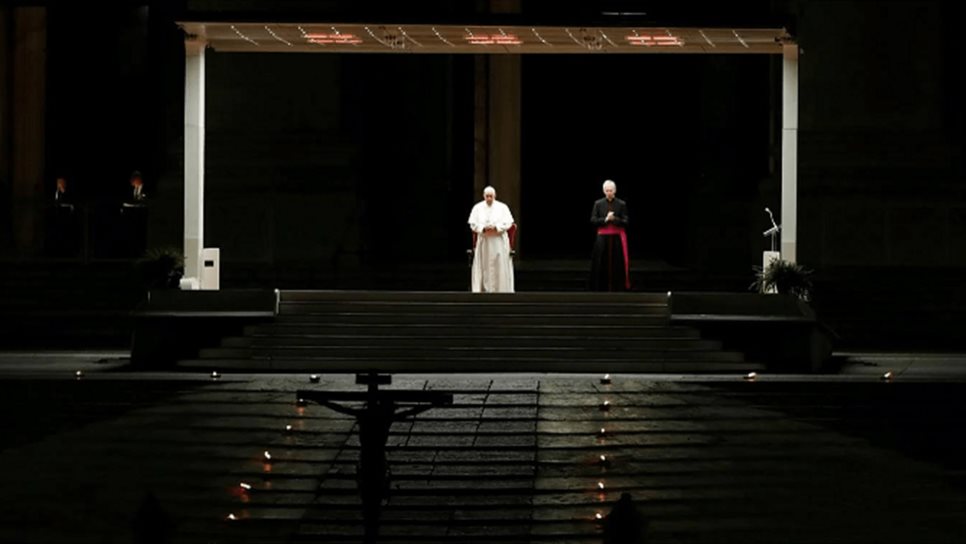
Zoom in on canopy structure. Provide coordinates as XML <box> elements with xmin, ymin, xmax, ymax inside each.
<box><xmin>176</xmin><ymin>20</ymin><xmax>798</xmax><ymax>286</ymax></box>
<box><xmin>178</xmin><ymin>21</ymin><xmax>789</xmax><ymax>54</ymax></box>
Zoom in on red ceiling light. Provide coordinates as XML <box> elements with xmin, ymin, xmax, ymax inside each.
<box><xmin>305</xmin><ymin>33</ymin><xmax>362</xmax><ymax>45</ymax></box>
<box><xmin>626</xmin><ymin>35</ymin><xmax>683</xmax><ymax>47</ymax></box>
<box><xmin>464</xmin><ymin>34</ymin><xmax>523</xmax><ymax>46</ymax></box>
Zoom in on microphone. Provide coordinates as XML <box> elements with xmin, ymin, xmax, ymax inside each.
<box><xmin>763</xmin><ymin>207</ymin><xmax>780</xmax><ymax>238</ymax></box>
<box><xmin>765</xmin><ymin>207</ymin><xmax>778</xmax><ymax>230</ymax></box>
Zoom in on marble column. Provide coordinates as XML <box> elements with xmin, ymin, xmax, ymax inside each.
<box><xmin>10</xmin><ymin>7</ymin><xmax>46</xmax><ymax>255</ymax></box>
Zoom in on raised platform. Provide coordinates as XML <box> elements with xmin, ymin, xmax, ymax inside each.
<box><xmin>169</xmin><ymin>290</ymin><xmax>762</xmax><ymax>374</ymax></box>
<box><xmin>216</xmin><ymin>259</ymin><xmax>750</xmax><ymax>293</ymax></box>
<box><xmin>6</xmin><ymin>260</ymin><xmax>966</xmax><ymax>354</ymax></box>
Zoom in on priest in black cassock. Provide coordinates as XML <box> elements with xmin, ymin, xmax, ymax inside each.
<box><xmin>590</xmin><ymin>179</ymin><xmax>630</xmax><ymax>291</ymax></box>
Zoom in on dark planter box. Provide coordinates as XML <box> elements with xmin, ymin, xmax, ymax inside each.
<box><xmin>130</xmin><ymin>289</ymin><xmax>277</xmax><ymax>369</ymax></box>
<box><xmin>670</xmin><ymin>292</ymin><xmax>835</xmax><ymax>372</ymax></box>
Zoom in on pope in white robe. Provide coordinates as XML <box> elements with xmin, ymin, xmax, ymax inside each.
<box><xmin>468</xmin><ymin>186</ymin><xmax>515</xmax><ymax>293</ymax></box>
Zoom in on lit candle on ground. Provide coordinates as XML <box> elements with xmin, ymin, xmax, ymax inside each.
<box><xmin>600</xmin><ymin>374</ymin><xmax>611</xmax><ymax>385</ymax></box>
<box><xmin>309</xmin><ymin>374</ymin><xmax>320</xmax><ymax>383</ymax></box>
<box><xmin>744</xmin><ymin>372</ymin><xmax>757</xmax><ymax>381</ymax></box>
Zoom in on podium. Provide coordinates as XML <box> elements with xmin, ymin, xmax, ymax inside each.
<box><xmin>761</xmin><ymin>250</ymin><xmax>781</xmax><ymax>294</ymax></box>
<box><xmin>120</xmin><ymin>202</ymin><xmax>148</xmax><ymax>257</ymax></box>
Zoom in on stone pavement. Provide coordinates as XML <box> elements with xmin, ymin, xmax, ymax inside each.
<box><xmin>2</xmin><ymin>352</ymin><xmax>966</xmax><ymax>543</ymax></box>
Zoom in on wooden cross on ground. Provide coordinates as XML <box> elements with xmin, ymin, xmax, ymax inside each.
<box><xmin>297</xmin><ymin>373</ymin><xmax>453</xmax><ymax>543</ymax></box>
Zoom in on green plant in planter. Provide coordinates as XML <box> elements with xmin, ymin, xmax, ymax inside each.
<box><xmin>136</xmin><ymin>247</ymin><xmax>185</xmax><ymax>289</ymax></box>
<box><xmin>751</xmin><ymin>258</ymin><xmax>813</xmax><ymax>301</ymax></box>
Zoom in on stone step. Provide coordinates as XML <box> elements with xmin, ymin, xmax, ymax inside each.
<box><xmin>181</xmin><ymin>290</ymin><xmax>748</xmax><ymax>373</ymax></box>
<box><xmin>247</xmin><ymin>323</ymin><xmax>702</xmax><ymax>338</ymax></box>
<box><xmin>279</xmin><ymin>290</ymin><xmax>670</xmax><ymax>304</ymax></box>
<box><xmin>279</xmin><ymin>300</ymin><xmax>668</xmax><ymax>315</ymax></box>
<box><xmin>230</xmin><ymin>335</ymin><xmax>722</xmax><ymax>350</ymax></box>
<box><xmin>177</xmin><ymin>358</ymin><xmax>759</xmax><ymax>373</ymax></box>
<box><xmin>200</xmin><ymin>345</ymin><xmax>744</xmax><ymax>361</ymax></box>
<box><xmin>273</xmin><ymin>312</ymin><xmax>670</xmax><ymax>325</ymax></box>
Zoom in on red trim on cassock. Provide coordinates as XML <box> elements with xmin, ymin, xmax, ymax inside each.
<box><xmin>596</xmin><ymin>225</ymin><xmax>630</xmax><ymax>290</ymax></box>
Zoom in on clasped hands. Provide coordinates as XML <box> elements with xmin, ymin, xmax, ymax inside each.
<box><xmin>605</xmin><ymin>211</ymin><xmax>615</xmax><ymax>222</ymax></box>
<box><xmin>482</xmin><ymin>225</ymin><xmax>501</xmax><ymax>236</ymax></box>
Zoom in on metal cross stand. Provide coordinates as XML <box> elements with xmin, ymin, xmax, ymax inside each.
<box><xmin>297</xmin><ymin>373</ymin><xmax>453</xmax><ymax>543</ymax></box>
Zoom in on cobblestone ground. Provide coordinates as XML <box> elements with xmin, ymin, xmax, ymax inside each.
<box><xmin>2</xmin><ymin>364</ymin><xmax>966</xmax><ymax>543</ymax></box>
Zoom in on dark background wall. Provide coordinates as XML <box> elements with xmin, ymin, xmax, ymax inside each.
<box><xmin>5</xmin><ymin>0</ymin><xmax>966</xmax><ymax>347</ymax></box>
<box><xmin>795</xmin><ymin>0</ymin><xmax>966</xmax><ymax>268</ymax></box>
<box><xmin>30</xmin><ymin>0</ymin><xmax>965</xmax><ymax>273</ymax></box>
<box><xmin>521</xmin><ymin>53</ymin><xmax>771</xmax><ymax>268</ymax></box>
<box><xmin>198</xmin><ymin>52</ymin><xmax>472</xmax><ymax>267</ymax></box>
<box><xmin>11</xmin><ymin>0</ymin><xmax>966</xmax><ymax>271</ymax></box>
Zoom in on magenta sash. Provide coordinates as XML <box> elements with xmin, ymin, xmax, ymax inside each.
<box><xmin>596</xmin><ymin>225</ymin><xmax>630</xmax><ymax>289</ymax></box>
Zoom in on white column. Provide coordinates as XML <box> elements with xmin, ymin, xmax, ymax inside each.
<box><xmin>781</xmin><ymin>43</ymin><xmax>799</xmax><ymax>263</ymax></box>
<box><xmin>184</xmin><ymin>38</ymin><xmax>206</xmax><ymax>283</ymax></box>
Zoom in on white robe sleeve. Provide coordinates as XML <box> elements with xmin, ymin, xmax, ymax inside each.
<box><xmin>468</xmin><ymin>203</ymin><xmax>484</xmax><ymax>233</ymax></box>
<box><xmin>495</xmin><ymin>202</ymin><xmax>514</xmax><ymax>233</ymax></box>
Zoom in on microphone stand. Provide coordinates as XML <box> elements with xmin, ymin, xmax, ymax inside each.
<box><xmin>763</xmin><ymin>225</ymin><xmax>780</xmax><ymax>252</ymax></box>
<box><xmin>760</xmin><ymin>209</ymin><xmax>782</xmax><ymax>293</ymax></box>
<box><xmin>763</xmin><ymin>209</ymin><xmax>781</xmax><ymax>252</ymax></box>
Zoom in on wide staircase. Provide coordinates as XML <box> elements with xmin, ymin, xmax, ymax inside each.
<box><xmin>179</xmin><ymin>290</ymin><xmax>762</xmax><ymax>373</ymax></box>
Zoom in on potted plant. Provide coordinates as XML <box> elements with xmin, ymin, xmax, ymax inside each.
<box><xmin>752</xmin><ymin>258</ymin><xmax>813</xmax><ymax>301</ymax></box>
<box><xmin>136</xmin><ymin>247</ymin><xmax>185</xmax><ymax>290</ymax></box>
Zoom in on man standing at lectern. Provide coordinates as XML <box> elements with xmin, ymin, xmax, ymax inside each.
<box><xmin>468</xmin><ymin>186</ymin><xmax>515</xmax><ymax>293</ymax></box>
<box><xmin>590</xmin><ymin>179</ymin><xmax>630</xmax><ymax>291</ymax></box>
